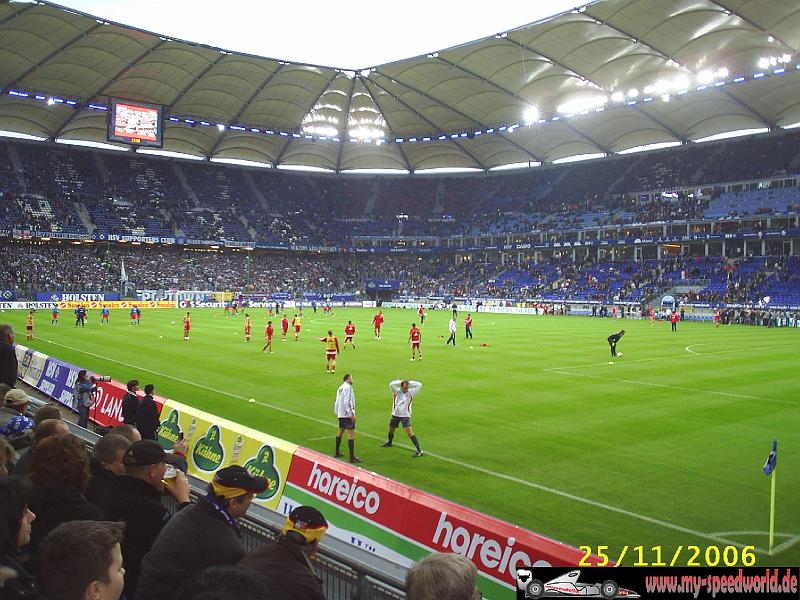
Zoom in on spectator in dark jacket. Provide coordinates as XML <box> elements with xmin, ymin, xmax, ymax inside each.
<box><xmin>134</xmin><ymin>384</ymin><xmax>158</xmax><ymax>440</ymax></box>
<box><xmin>137</xmin><ymin>465</ymin><xmax>267</xmax><ymax>600</ymax></box>
<box><xmin>28</xmin><ymin>434</ymin><xmax>103</xmax><ymax>553</ymax></box>
<box><xmin>239</xmin><ymin>505</ymin><xmax>328</xmax><ymax>600</ymax></box>
<box><xmin>0</xmin><ymin>476</ymin><xmax>37</xmax><ymax>599</ymax></box>
<box><xmin>0</xmin><ymin>324</ymin><xmax>17</xmax><ymax>389</ymax></box>
<box><xmin>173</xmin><ymin>565</ymin><xmax>276</xmax><ymax>600</ymax></box>
<box><xmin>120</xmin><ymin>380</ymin><xmax>139</xmax><ymax>426</ymax></box>
<box><xmin>84</xmin><ymin>434</ymin><xmax>131</xmax><ymax>509</ymax></box>
<box><xmin>98</xmin><ymin>440</ymin><xmax>190</xmax><ymax>599</ymax></box>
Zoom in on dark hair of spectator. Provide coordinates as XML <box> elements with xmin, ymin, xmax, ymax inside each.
<box><xmin>29</xmin><ymin>434</ymin><xmax>90</xmax><ymax>492</ymax></box>
<box><xmin>144</xmin><ymin>384</ymin><xmax>154</xmax><ymax>395</ymax></box>
<box><xmin>126</xmin><ymin>380</ymin><xmax>139</xmax><ymax>391</ymax></box>
<box><xmin>91</xmin><ymin>434</ymin><xmax>131</xmax><ymax>465</ymax></box>
<box><xmin>33</xmin><ymin>405</ymin><xmax>62</xmax><ymax>427</ymax></box>
<box><xmin>0</xmin><ymin>476</ymin><xmax>33</xmax><ymax>556</ymax></box>
<box><xmin>173</xmin><ymin>565</ymin><xmax>275</xmax><ymax>600</ymax></box>
<box><xmin>38</xmin><ymin>520</ymin><xmax>125</xmax><ymax>600</ymax></box>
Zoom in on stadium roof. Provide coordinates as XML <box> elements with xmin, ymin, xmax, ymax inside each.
<box><xmin>1</xmin><ymin>0</ymin><xmax>799</xmax><ymax>172</ymax></box>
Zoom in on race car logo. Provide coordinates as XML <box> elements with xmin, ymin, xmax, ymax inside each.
<box><xmin>519</xmin><ymin>570</ymin><xmax>640</xmax><ymax>599</ymax></box>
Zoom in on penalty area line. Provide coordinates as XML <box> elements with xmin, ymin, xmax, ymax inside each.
<box><xmin>37</xmin><ymin>337</ymin><xmax>761</xmax><ymax>550</ymax></box>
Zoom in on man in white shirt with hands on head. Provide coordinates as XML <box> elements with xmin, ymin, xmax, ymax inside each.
<box><xmin>334</xmin><ymin>374</ymin><xmax>362</xmax><ymax>464</ymax></box>
<box><xmin>382</xmin><ymin>379</ymin><xmax>423</xmax><ymax>457</ymax></box>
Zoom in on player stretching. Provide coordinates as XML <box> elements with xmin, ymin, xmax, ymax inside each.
<box><xmin>382</xmin><ymin>379</ymin><xmax>423</xmax><ymax>457</ymax></box>
<box><xmin>244</xmin><ymin>313</ymin><xmax>252</xmax><ymax>342</ymax></box>
<box><xmin>292</xmin><ymin>314</ymin><xmax>302</xmax><ymax>341</ymax></box>
<box><xmin>372</xmin><ymin>311</ymin><xmax>384</xmax><ymax>339</ymax></box>
<box><xmin>183</xmin><ymin>312</ymin><xmax>191</xmax><ymax>341</ymax></box>
<box><xmin>25</xmin><ymin>310</ymin><xmax>34</xmax><ymax>340</ymax></box>
<box><xmin>343</xmin><ymin>320</ymin><xmax>356</xmax><ymax>349</ymax></box>
<box><xmin>319</xmin><ymin>330</ymin><xmax>340</xmax><ymax>373</ymax></box>
<box><xmin>280</xmin><ymin>314</ymin><xmax>289</xmax><ymax>341</ymax></box>
<box><xmin>100</xmin><ymin>305</ymin><xmax>109</xmax><ymax>325</ymax></box>
<box><xmin>607</xmin><ymin>329</ymin><xmax>625</xmax><ymax>358</ymax></box>
<box><xmin>408</xmin><ymin>323</ymin><xmax>422</xmax><ymax>361</ymax></box>
<box><xmin>51</xmin><ymin>305</ymin><xmax>59</xmax><ymax>325</ymax></box>
<box><xmin>262</xmin><ymin>321</ymin><xmax>274</xmax><ymax>353</ymax></box>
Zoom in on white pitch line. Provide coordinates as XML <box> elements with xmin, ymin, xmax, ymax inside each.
<box><xmin>770</xmin><ymin>535</ymin><xmax>800</xmax><ymax>554</ymax></box>
<box><xmin>36</xmin><ymin>337</ymin><xmax>777</xmax><ymax>549</ymax></box>
<box><xmin>546</xmin><ymin>370</ymin><xmax>796</xmax><ymax>406</ymax></box>
<box><xmin>543</xmin><ymin>343</ymin><xmax>798</xmax><ymax>372</ymax></box>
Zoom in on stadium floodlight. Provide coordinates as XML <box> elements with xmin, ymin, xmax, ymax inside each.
<box><xmin>717</xmin><ymin>67</ymin><xmax>729</xmax><ymax>78</ymax></box>
<box><xmin>672</xmin><ymin>74</ymin><xmax>690</xmax><ymax>89</ymax></box>
<box><xmin>758</xmin><ymin>57</ymin><xmax>770</xmax><ymax>69</ymax></box>
<box><xmin>360</xmin><ymin>69</ymin><xmax>371</xmax><ymax>77</ymax></box>
<box><xmin>556</xmin><ymin>95</ymin><xmax>607</xmax><ymax>115</ymax></box>
<box><xmin>47</xmin><ymin>97</ymin><xmax>55</xmax><ymax>106</ymax></box>
<box><xmin>216</xmin><ymin>123</ymin><xmax>226</xmax><ymax>132</ymax></box>
<box><xmin>627</xmin><ymin>88</ymin><xmax>638</xmax><ymax>98</ymax></box>
<box><xmin>697</xmin><ymin>70</ymin><xmax>714</xmax><ymax>84</ymax></box>
<box><xmin>611</xmin><ymin>91</ymin><xmax>624</xmax><ymax>102</ymax></box>
<box><xmin>523</xmin><ymin>105</ymin><xmax>539</xmax><ymax>124</ymax></box>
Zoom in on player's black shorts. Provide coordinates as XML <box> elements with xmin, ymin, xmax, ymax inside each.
<box><xmin>338</xmin><ymin>417</ymin><xmax>355</xmax><ymax>430</ymax></box>
<box><xmin>389</xmin><ymin>415</ymin><xmax>411</xmax><ymax>428</ymax></box>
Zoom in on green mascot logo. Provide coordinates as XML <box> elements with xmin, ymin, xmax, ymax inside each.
<box><xmin>192</xmin><ymin>424</ymin><xmax>224</xmax><ymax>472</ymax></box>
<box><xmin>244</xmin><ymin>445</ymin><xmax>281</xmax><ymax>500</ymax></box>
<box><xmin>157</xmin><ymin>410</ymin><xmax>182</xmax><ymax>450</ymax></box>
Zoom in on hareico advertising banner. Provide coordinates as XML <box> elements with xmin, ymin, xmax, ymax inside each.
<box><xmin>155</xmin><ymin>400</ymin><xmax>296</xmax><ymax>511</ymax></box>
<box><xmin>57</xmin><ymin>300</ymin><xmax>175</xmax><ymax>310</ymax></box>
<box><xmin>282</xmin><ymin>447</ymin><xmax>595</xmax><ymax>599</ymax></box>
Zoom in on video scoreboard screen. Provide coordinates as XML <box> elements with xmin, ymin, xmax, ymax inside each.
<box><xmin>107</xmin><ymin>98</ymin><xmax>163</xmax><ymax>147</ymax></box>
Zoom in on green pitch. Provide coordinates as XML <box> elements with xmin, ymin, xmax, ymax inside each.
<box><xmin>9</xmin><ymin>306</ymin><xmax>799</xmax><ymax>565</ymax></box>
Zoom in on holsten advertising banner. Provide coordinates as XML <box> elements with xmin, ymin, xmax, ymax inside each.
<box><xmin>155</xmin><ymin>400</ymin><xmax>296</xmax><ymax>511</ymax></box>
<box><xmin>36</xmin><ymin>292</ymin><xmax>121</xmax><ymax>302</ymax></box>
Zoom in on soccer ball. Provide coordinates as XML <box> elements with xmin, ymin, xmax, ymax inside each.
<box><xmin>618</xmin><ymin>352</ymin><xmax>623</xmax><ymax>356</ymax></box>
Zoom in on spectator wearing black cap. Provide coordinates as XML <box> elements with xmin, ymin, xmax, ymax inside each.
<box><xmin>239</xmin><ymin>505</ymin><xmax>328</xmax><ymax>600</ymax></box>
<box><xmin>136</xmin><ymin>465</ymin><xmax>267</xmax><ymax>600</ymax></box>
<box><xmin>99</xmin><ymin>440</ymin><xmax>190</xmax><ymax>599</ymax></box>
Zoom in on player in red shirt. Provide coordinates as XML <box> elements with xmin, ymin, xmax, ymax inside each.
<box><xmin>408</xmin><ymin>323</ymin><xmax>422</xmax><ymax>361</ymax></box>
<box><xmin>224</xmin><ymin>303</ymin><xmax>231</xmax><ymax>318</ymax></box>
<box><xmin>372</xmin><ymin>311</ymin><xmax>384</xmax><ymax>340</ymax></box>
<box><xmin>244</xmin><ymin>313</ymin><xmax>252</xmax><ymax>342</ymax></box>
<box><xmin>714</xmin><ymin>309</ymin><xmax>721</xmax><ymax>328</ymax></box>
<box><xmin>649</xmin><ymin>307</ymin><xmax>656</xmax><ymax>325</ymax></box>
<box><xmin>417</xmin><ymin>305</ymin><xmax>425</xmax><ymax>324</ymax></box>
<box><xmin>292</xmin><ymin>314</ymin><xmax>302</xmax><ymax>341</ymax></box>
<box><xmin>464</xmin><ymin>313</ymin><xmax>473</xmax><ymax>339</ymax></box>
<box><xmin>51</xmin><ymin>305</ymin><xmax>59</xmax><ymax>325</ymax></box>
<box><xmin>319</xmin><ymin>330</ymin><xmax>340</xmax><ymax>373</ymax></box>
<box><xmin>344</xmin><ymin>320</ymin><xmax>356</xmax><ymax>350</ymax></box>
<box><xmin>280</xmin><ymin>315</ymin><xmax>289</xmax><ymax>341</ymax></box>
<box><xmin>183</xmin><ymin>312</ymin><xmax>191</xmax><ymax>341</ymax></box>
<box><xmin>669</xmin><ymin>311</ymin><xmax>679</xmax><ymax>332</ymax></box>
<box><xmin>262</xmin><ymin>320</ymin><xmax>274</xmax><ymax>353</ymax></box>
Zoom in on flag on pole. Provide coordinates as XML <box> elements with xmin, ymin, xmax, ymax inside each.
<box><xmin>120</xmin><ymin>258</ymin><xmax>128</xmax><ymax>284</ymax></box>
<box><xmin>763</xmin><ymin>440</ymin><xmax>777</xmax><ymax>476</ymax></box>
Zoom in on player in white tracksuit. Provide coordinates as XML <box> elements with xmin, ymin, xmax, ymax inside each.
<box><xmin>381</xmin><ymin>379</ymin><xmax>423</xmax><ymax>457</ymax></box>
<box><xmin>334</xmin><ymin>374</ymin><xmax>361</xmax><ymax>463</ymax></box>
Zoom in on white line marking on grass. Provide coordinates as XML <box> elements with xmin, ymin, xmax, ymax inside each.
<box><xmin>770</xmin><ymin>535</ymin><xmax>800</xmax><ymax>554</ymax></box>
<box><xmin>37</xmin><ymin>337</ymin><xmax>776</xmax><ymax>550</ymax></box>
<box><xmin>546</xmin><ymin>370</ymin><xmax>795</xmax><ymax>406</ymax></box>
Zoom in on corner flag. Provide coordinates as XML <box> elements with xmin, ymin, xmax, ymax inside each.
<box><xmin>763</xmin><ymin>440</ymin><xmax>777</xmax><ymax>476</ymax></box>
<box><xmin>763</xmin><ymin>440</ymin><xmax>778</xmax><ymax>555</ymax></box>
<box><xmin>120</xmin><ymin>258</ymin><xmax>128</xmax><ymax>284</ymax></box>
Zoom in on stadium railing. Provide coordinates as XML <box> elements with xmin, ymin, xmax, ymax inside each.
<box><xmin>66</xmin><ymin>422</ymin><xmax>407</xmax><ymax>600</ymax></box>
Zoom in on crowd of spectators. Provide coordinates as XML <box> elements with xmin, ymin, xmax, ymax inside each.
<box><xmin>0</xmin><ymin>381</ymin><xmax>483</xmax><ymax>599</ymax></box>
<box><xmin>4</xmin><ymin>239</ymin><xmax>800</xmax><ymax>307</ymax></box>
<box><xmin>1</xmin><ymin>127</ymin><xmax>799</xmax><ymax>247</ymax></box>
